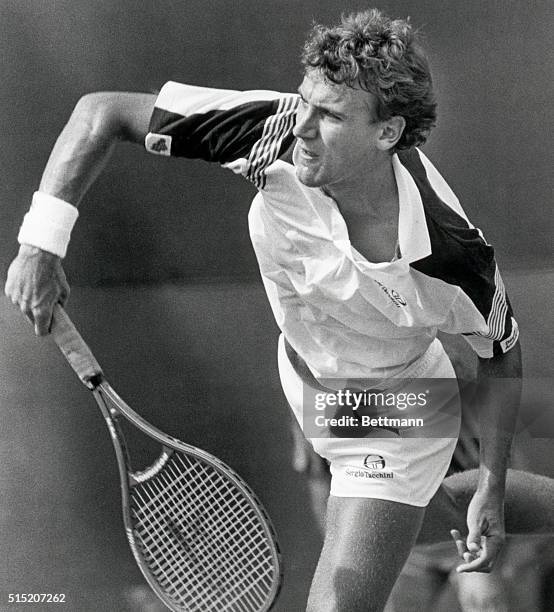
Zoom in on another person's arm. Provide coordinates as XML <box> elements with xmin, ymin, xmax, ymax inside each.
<box><xmin>5</xmin><ymin>92</ymin><xmax>156</xmax><ymax>334</ymax></box>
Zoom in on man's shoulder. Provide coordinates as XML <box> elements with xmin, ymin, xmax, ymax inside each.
<box><xmin>397</xmin><ymin>149</ymin><xmax>468</xmax><ymax>229</ymax></box>
<box><xmin>397</xmin><ymin>149</ymin><xmax>495</xmax><ymax>283</ymax></box>
<box><xmin>398</xmin><ymin>149</ymin><xmax>488</xmax><ymax>254</ymax></box>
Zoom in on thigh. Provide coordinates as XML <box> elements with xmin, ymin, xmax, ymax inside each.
<box><xmin>307</xmin><ymin>496</ymin><xmax>426</xmax><ymax>612</ymax></box>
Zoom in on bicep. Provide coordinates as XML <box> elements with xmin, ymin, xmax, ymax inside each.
<box><xmin>73</xmin><ymin>91</ymin><xmax>157</xmax><ymax>145</ymax></box>
<box><xmin>115</xmin><ymin>92</ymin><xmax>158</xmax><ymax>144</ymax></box>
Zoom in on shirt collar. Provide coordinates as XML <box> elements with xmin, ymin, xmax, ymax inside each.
<box><xmin>393</xmin><ymin>153</ymin><xmax>431</xmax><ymax>264</ymax></box>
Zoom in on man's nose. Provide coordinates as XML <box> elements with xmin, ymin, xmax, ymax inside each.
<box><xmin>293</xmin><ymin>107</ymin><xmax>317</xmax><ymax>140</ymax></box>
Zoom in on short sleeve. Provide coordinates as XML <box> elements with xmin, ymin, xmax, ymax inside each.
<box><xmin>456</xmin><ymin>259</ymin><xmax>519</xmax><ymax>358</ymax></box>
<box><xmin>144</xmin><ymin>81</ymin><xmax>298</xmax><ymax>189</ymax></box>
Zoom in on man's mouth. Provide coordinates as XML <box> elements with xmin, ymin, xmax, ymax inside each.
<box><xmin>298</xmin><ymin>145</ymin><xmax>318</xmax><ymax>159</ymax></box>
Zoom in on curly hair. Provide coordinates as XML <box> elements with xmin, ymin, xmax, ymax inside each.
<box><xmin>301</xmin><ymin>9</ymin><xmax>437</xmax><ymax>150</ymax></box>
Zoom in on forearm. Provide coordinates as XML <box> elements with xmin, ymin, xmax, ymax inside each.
<box><xmin>476</xmin><ymin>342</ymin><xmax>522</xmax><ymax>492</ymax></box>
<box><xmin>5</xmin><ymin>92</ymin><xmax>156</xmax><ymax>333</ymax></box>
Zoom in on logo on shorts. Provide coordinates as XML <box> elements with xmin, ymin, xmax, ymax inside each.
<box><xmin>364</xmin><ymin>454</ymin><xmax>386</xmax><ymax>470</ymax></box>
<box><xmin>345</xmin><ymin>454</ymin><xmax>393</xmax><ymax>479</ymax></box>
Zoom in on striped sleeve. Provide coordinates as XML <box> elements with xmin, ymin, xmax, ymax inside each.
<box><xmin>144</xmin><ymin>81</ymin><xmax>298</xmax><ymax>189</ymax></box>
<box><xmin>460</xmin><ymin>261</ymin><xmax>519</xmax><ymax>358</ymax></box>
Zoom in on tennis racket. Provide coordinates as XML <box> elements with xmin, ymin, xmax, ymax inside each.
<box><xmin>49</xmin><ymin>304</ymin><xmax>282</xmax><ymax>612</ymax></box>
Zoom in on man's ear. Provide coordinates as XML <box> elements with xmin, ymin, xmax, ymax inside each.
<box><xmin>376</xmin><ymin>116</ymin><xmax>406</xmax><ymax>151</ymax></box>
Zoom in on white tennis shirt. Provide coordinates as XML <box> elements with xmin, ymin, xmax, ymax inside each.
<box><xmin>145</xmin><ymin>81</ymin><xmax>519</xmax><ymax>379</ymax></box>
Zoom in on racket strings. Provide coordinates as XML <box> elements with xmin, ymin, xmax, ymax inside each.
<box><xmin>153</xmin><ymin>460</ymin><xmax>274</xmax><ymax>609</ymax></box>
<box><xmin>136</xmin><ymin>474</ymin><xmax>270</xmax><ymax>609</ymax></box>
<box><xmin>133</xmin><ymin>460</ymin><xmax>274</xmax><ymax>611</ymax></box>
<box><xmin>130</xmin><ymin>452</ymin><xmax>277</xmax><ymax>611</ymax></box>
<box><xmin>136</xmin><ymin>457</ymin><xmax>273</xmax><ymax>585</ymax></box>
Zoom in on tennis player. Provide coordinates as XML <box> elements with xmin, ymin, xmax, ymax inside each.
<box><xmin>5</xmin><ymin>8</ymin><xmax>549</xmax><ymax>612</ymax></box>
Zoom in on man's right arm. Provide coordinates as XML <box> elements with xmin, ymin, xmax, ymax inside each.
<box><xmin>4</xmin><ymin>92</ymin><xmax>157</xmax><ymax>335</ymax></box>
<box><xmin>6</xmin><ymin>82</ymin><xmax>298</xmax><ymax>334</ymax></box>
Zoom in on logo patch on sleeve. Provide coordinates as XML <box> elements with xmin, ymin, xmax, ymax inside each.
<box><xmin>500</xmin><ymin>318</ymin><xmax>519</xmax><ymax>353</ymax></box>
<box><xmin>145</xmin><ymin>133</ymin><xmax>172</xmax><ymax>156</ymax></box>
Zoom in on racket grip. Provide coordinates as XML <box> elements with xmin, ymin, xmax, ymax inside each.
<box><xmin>51</xmin><ymin>303</ymin><xmax>104</xmax><ymax>389</ymax></box>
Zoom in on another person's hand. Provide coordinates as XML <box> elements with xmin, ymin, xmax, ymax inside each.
<box><xmin>450</xmin><ymin>486</ymin><xmax>506</xmax><ymax>573</ymax></box>
<box><xmin>5</xmin><ymin>244</ymin><xmax>70</xmax><ymax>335</ymax></box>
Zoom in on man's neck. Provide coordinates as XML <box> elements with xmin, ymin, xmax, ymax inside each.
<box><xmin>324</xmin><ymin>157</ymin><xmax>398</xmax><ymax>221</ymax></box>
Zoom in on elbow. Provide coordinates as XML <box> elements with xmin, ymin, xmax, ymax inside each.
<box><xmin>72</xmin><ymin>92</ymin><xmax>127</xmax><ymax>143</ymax></box>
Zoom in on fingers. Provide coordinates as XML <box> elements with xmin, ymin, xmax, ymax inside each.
<box><xmin>4</xmin><ymin>272</ymin><xmax>19</xmax><ymax>305</ymax></box>
<box><xmin>7</xmin><ymin>277</ymin><xmax>59</xmax><ymax>336</ymax></box>
<box><xmin>466</xmin><ymin>523</ymin><xmax>484</xmax><ymax>552</ymax></box>
<box><xmin>450</xmin><ymin>529</ymin><xmax>466</xmax><ymax>557</ymax></box>
<box><xmin>451</xmin><ymin>528</ymin><xmax>479</xmax><ymax>567</ymax></box>
<box><xmin>456</xmin><ymin>541</ymin><xmax>495</xmax><ymax>573</ymax></box>
<box><xmin>454</xmin><ymin>536</ymin><xmax>488</xmax><ymax>573</ymax></box>
<box><xmin>4</xmin><ymin>250</ymin><xmax>69</xmax><ymax>335</ymax></box>
<box><xmin>58</xmin><ymin>266</ymin><xmax>71</xmax><ymax>306</ymax></box>
<box><xmin>33</xmin><ymin>306</ymin><xmax>54</xmax><ymax>336</ymax></box>
<box><xmin>15</xmin><ymin>301</ymin><xmax>53</xmax><ymax>336</ymax></box>
<box><xmin>450</xmin><ymin>529</ymin><xmax>504</xmax><ymax>573</ymax></box>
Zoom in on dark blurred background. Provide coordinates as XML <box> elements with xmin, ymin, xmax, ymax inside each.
<box><xmin>0</xmin><ymin>1</ymin><xmax>552</xmax><ymax>610</ymax></box>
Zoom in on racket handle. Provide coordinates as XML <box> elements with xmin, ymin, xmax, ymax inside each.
<box><xmin>50</xmin><ymin>303</ymin><xmax>104</xmax><ymax>389</ymax></box>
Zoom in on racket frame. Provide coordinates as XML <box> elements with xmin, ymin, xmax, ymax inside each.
<box><xmin>50</xmin><ymin>306</ymin><xmax>283</xmax><ymax>611</ymax></box>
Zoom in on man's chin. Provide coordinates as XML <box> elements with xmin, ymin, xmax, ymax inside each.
<box><xmin>295</xmin><ymin>166</ymin><xmax>323</xmax><ymax>188</ymax></box>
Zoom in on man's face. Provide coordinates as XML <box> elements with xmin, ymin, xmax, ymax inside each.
<box><xmin>293</xmin><ymin>70</ymin><xmax>384</xmax><ymax>190</ymax></box>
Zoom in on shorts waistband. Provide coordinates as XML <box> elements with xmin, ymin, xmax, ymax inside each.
<box><xmin>282</xmin><ymin>336</ymin><xmax>446</xmax><ymax>394</ymax></box>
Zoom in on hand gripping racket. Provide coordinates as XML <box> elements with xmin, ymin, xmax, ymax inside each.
<box><xmin>50</xmin><ymin>304</ymin><xmax>282</xmax><ymax>612</ymax></box>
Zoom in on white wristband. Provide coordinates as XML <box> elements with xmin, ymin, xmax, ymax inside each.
<box><xmin>17</xmin><ymin>191</ymin><xmax>79</xmax><ymax>258</ymax></box>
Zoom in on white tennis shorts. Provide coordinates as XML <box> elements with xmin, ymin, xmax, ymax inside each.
<box><xmin>277</xmin><ymin>335</ymin><xmax>461</xmax><ymax>507</ymax></box>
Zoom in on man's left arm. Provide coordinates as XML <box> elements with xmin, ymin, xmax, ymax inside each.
<box><xmin>455</xmin><ymin>340</ymin><xmax>522</xmax><ymax>572</ymax></box>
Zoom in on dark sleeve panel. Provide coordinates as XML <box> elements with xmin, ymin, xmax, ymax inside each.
<box><xmin>400</xmin><ymin>149</ymin><xmax>517</xmax><ymax>355</ymax></box>
<box><xmin>149</xmin><ymin>100</ymin><xmax>284</xmax><ymax>164</ymax></box>
<box><xmin>146</xmin><ymin>83</ymin><xmax>298</xmax><ymax>188</ymax></box>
